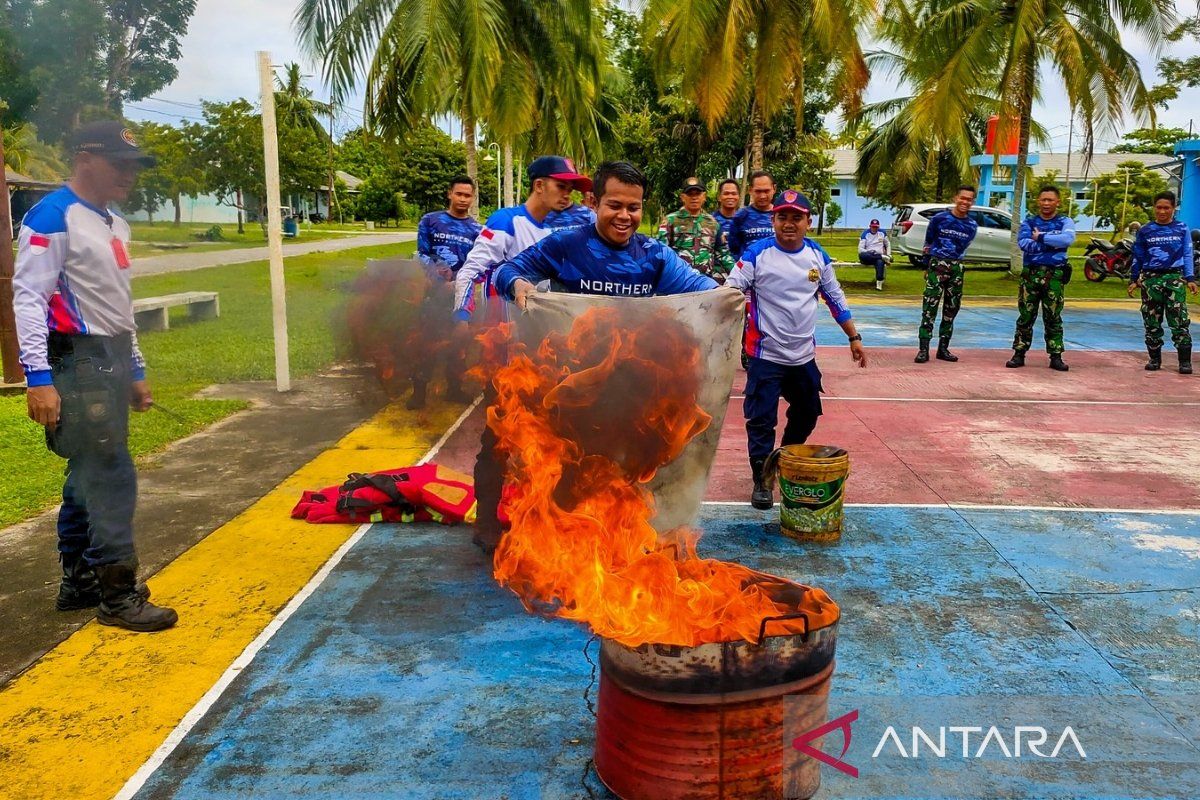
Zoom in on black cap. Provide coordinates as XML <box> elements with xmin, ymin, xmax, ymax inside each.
<box><xmin>69</xmin><ymin>121</ymin><xmax>156</xmax><ymax>167</ymax></box>
<box><xmin>681</xmin><ymin>177</ymin><xmax>706</xmax><ymax>194</ymax></box>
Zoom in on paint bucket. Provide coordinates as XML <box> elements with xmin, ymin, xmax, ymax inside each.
<box><xmin>768</xmin><ymin>445</ymin><xmax>849</xmax><ymax>542</ymax></box>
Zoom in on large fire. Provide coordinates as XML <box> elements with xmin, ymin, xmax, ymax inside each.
<box><xmin>480</xmin><ymin>304</ymin><xmax>839</xmax><ymax>648</ymax></box>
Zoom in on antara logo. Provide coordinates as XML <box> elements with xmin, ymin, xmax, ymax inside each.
<box><xmin>793</xmin><ymin>710</ymin><xmax>1087</xmax><ymax>778</ymax></box>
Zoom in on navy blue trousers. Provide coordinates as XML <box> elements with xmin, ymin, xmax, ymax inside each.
<box><xmin>47</xmin><ymin>334</ymin><xmax>138</xmax><ymax>567</ymax></box>
<box><xmin>859</xmin><ymin>252</ymin><xmax>887</xmax><ymax>282</ymax></box>
<box><xmin>743</xmin><ymin>356</ymin><xmax>823</xmax><ymax>462</ymax></box>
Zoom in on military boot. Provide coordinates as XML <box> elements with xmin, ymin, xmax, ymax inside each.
<box><xmin>1145</xmin><ymin>347</ymin><xmax>1162</xmax><ymax>371</ymax></box>
<box><xmin>1005</xmin><ymin>351</ymin><xmax>1025</xmax><ymax>369</ymax></box>
<box><xmin>1049</xmin><ymin>354</ymin><xmax>1069</xmax><ymax>372</ymax></box>
<box><xmin>914</xmin><ymin>339</ymin><xmax>930</xmax><ymax>364</ymax></box>
<box><xmin>96</xmin><ymin>563</ymin><xmax>177</xmax><ymax>632</ymax></box>
<box><xmin>57</xmin><ymin>553</ymin><xmax>149</xmax><ymax>611</ymax></box>
<box><xmin>56</xmin><ymin>551</ymin><xmax>101</xmax><ymax>611</ymax></box>
<box><xmin>936</xmin><ymin>338</ymin><xmax>959</xmax><ymax>362</ymax></box>
<box><xmin>406</xmin><ymin>380</ymin><xmax>428</xmax><ymax>410</ymax></box>
<box><xmin>750</xmin><ymin>458</ymin><xmax>774</xmax><ymax>510</ymax></box>
<box><xmin>1179</xmin><ymin>345</ymin><xmax>1193</xmax><ymax>375</ymax></box>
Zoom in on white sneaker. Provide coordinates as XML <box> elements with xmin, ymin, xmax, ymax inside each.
<box><xmin>875</xmin><ymin>281</ymin><xmax>884</xmax><ymax>291</ymax></box>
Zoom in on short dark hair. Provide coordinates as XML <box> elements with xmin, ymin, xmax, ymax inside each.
<box><xmin>956</xmin><ymin>184</ymin><xmax>977</xmax><ymax>196</ymax></box>
<box><xmin>1154</xmin><ymin>190</ymin><xmax>1177</xmax><ymax>206</ymax></box>
<box><xmin>1038</xmin><ymin>185</ymin><xmax>1060</xmax><ymax>197</ymax></box>
<box><xmin>449</xmin><ymin>175</ymin><xmax>475</xmax><ymax>191</ymax></box>
<box><xmin>719</xmin><ymin>178</ymin><xmax>740</xmax><ymax>192</ymax></box>
<box><xmin>592</xmin><ymin>161</ymin><xmax>647</xmax><ymax>200</ymax></box>
<box><xmin>749</xmin><ymin>170</ymin><xmax>775</xmax><ymax>186</ymax></box>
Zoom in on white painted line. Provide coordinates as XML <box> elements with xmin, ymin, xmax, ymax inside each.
<box><xmin>116</xmin><ymin>398</ymin><xmax>482</xmax><ymax>799</ymax></box>
<box><xmin>700</xmin><ymin>501</ymin><xmax>1200</xmax><ymax>515</ymax></box>
<box><xmin>417</xmin><ymin>394</ymin><xmax>483</xmax><ymax>465</ymax></box>
<box><xmin>726</xmin><ymin>396</ymin><xmax>1200</xmax><ymax>406</ymax></box>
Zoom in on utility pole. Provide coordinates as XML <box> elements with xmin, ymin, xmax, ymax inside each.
<box><xmin>0</xmin><ymin>123</ymin><xmax>25</xmax><ymax>385</ymax></box>
<box><xmin>258</xmin><ymin>51</ymin><xmax>291</xmax><ymax>392</ymax></box>
<box><xmin>327</xmin><ymin>105</ymin><xmax>336</xmax><ymax>223</ymax></box>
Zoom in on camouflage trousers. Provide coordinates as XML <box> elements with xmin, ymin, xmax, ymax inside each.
<box><xmin>919</xmin><ymin>259</ymin><xmax>965</xmax><ymax>342</ymax></box>
<box><xmin>1012</xmin><ymin>266</ymin><xmax>1066</xmax><ymax>354</ymax></box>
<box><xmin>1140</xmin><ymin>272</ymin><xmax>1192</xmax><ymax>350</ymax></box>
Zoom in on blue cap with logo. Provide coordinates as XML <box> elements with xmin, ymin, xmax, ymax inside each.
<box><xmin>771</xmin><ymin>189</ymin><xmax>811</xmax><ymax>214</ymax></box>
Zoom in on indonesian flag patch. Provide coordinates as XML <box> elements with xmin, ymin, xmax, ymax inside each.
<box><xmin>480</xmin><ymin>229</ymin><xmax>494</xmax><ymax>240</ymax></box>
<box><xmin>29</xmin><ymin>234</ymin><xmax>50</xmax><ymax>256</ymax></box>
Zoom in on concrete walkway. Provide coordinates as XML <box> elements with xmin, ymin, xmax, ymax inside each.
<box><xmin>131</xmin><ymin>232</ymin><xmax>415</xmax><ymax>276</ymax></box>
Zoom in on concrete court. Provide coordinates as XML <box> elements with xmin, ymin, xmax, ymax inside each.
<box><xmin>2</xmin><ymin>298</ymin><xmax>1198</xmax><ymax>799</ymax></box>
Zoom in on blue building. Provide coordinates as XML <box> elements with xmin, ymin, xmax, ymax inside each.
<box><xmin>826</xmin><ymin>149</ymin><xmax>1176</xmax><ymax>232</ymax></box>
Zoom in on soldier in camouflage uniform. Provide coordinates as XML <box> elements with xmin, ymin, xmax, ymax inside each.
<box><xmin>657</xmin><ymin>177</ymin><xmax>735</xmax><ymax>282</ymax></box>
<box><xmin>1006</xmin><ymin>186</ymin><xmax>1076</xmax><ymax>371</ymax></box>
<box><xmin>915</xmin><ymin>186</ymin><xmax>978</xmax><ymax>363</ymax></box>
<box><xmin>1126</xmin><ymin>191</ymin><xmax>1197</xmax><ymax>374</ymax></box>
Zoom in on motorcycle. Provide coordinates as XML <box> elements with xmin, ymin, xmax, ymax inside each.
<box><xmin>1082</xmin><ymin>237</ymin><xmax>1133</xmax><ymax>282</ymax></box>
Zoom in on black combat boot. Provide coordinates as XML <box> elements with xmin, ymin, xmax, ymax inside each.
<box><xmin>57</xmin><ymin>553</ymin><xmax>149</xmax><ymax>611</ymax></box>
<box><xmin>1179</xmin><ymin>345</ymin><xmax>1193</xmax><ymax>375</ymax></box>
<box><xmin>750</xmin><ymin>458</ymin><xmax>773</xmax><ymax>510</ymax></box>
<box><xmin>1005</xmin><ymin>351</ymin><xmax>1025</xmax><ymax>369</ymax></box>
<box><xmin>56</xmin><ymin>551</ymin><xmax>101</xmax><ymax>611</ymax></box>
<box><xmin>96</xmin><ymin>562</ymin><xmax>177</xmax><ymax>632</ymax></box>
<box><xmin>936</xmin><ymin>338</ymin><xmax>958</xmax><ymax>362</ymax></box>
<box><xmin>914</xmin><ymin>339</ymin><xmax>930</xmax><ymax>364</ymax></box>
<box><xmin>1145</xmin><ymin>347</ymin><xmax>1162</xmax><ymax>371</ymax></box>
<box><xmin>1049</xmin><ymin>354</ymin><xmax>1069</xmax><ymax>372</ymax></box>
<box><xmin>406</xmin><ymin>380</ymin><xmax>427</xmax><ymax>410</ymax></box>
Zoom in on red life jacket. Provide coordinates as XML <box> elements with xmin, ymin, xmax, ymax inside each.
<box><xmin>292</xmin><ymin>463</ymin><xmax>476</xmax><ymax>525</ymax></box>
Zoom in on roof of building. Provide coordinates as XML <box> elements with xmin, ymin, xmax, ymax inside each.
<box><xmin>318</xmin><ymin>170</ymin><xmax>365</xmax><ymax>193</ymax></box>
<box><xmin>826</xmin><ymin>149</ymin><xmax>1175</xmax><ymax>181</ymax></box>
<box><xmin>4</xmin><ymin>167</ymin><xmax>60</xmax><ymax>189</ymax></box>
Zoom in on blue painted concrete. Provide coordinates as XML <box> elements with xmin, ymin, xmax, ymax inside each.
<box><xmin>134</xmin><ymin>507</ymin><xmax>1199</xmax><ymax>799</ymax></box>
<box><xmin>818</xmin><ymin>302</ymin><xmax>1158</xmax><ymax>350</ymax></box>
<box><xmin>1174</xmin><ymin>140</ymin><xmax>1200</xmax><ymax>230</ymax></box>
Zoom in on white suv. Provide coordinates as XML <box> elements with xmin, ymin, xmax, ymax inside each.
<box><xmin>889</xmin><ymin>204</ymin><xmax>1015</xmax><ymax>266</ymax></box>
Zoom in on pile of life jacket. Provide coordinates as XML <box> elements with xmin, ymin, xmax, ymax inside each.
<box><xmin>292</xmin><ymin>463</ymin><xmax>477</xmax><ymax>525</ymax></box>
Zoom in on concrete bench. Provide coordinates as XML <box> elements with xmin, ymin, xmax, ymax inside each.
<box><xmin>133</xmin><ymin>291</ymin><xmax>219</xmax><ymax>332</ymax></box>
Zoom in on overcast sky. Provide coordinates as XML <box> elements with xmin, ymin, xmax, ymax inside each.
<box><xmin>125</xmin><ymin>0</ymin><xmax>1200</xmax><ymax>153</ymax></box>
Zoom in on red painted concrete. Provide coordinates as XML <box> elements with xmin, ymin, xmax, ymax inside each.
<box><xmin>438</xmin><ymin>347</ymin><xmax>1200</xmax><ymax>512</ymax></box>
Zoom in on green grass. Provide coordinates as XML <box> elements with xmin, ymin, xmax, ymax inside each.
<box><xmin>127</xmin><ymin>221</ymin><xmax>396</xmax><ymax>258</ymax></box>
<box><xmin>0</xmin><ymin>240</ymin><xmax>415</xmax><ymax>528</ymax></box>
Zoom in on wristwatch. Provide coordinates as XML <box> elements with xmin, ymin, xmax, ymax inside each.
<box><xmin>847</xmin><ymin>334</ymin><xmax>862</xmax><ymax>343</ymax></box>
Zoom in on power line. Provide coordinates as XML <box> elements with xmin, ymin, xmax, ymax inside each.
<box><xmin>125</xmin><ymin>104</ymin><xmax>204</xmax><ymax>122</ymax></box>
<box><xmin>141</xmin><ymin>96</ymin><xmax>205</xmax><ymax>110</ymax></box>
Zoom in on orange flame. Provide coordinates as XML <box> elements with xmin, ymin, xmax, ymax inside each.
<box><xmin>483</xmin><ymin>306</ymin><xmax>838</xmax><ymax>648</ymax></box>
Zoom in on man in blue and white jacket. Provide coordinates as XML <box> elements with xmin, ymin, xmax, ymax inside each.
<box><xmin>725</xmin><ymin>189</ymin><xmax>867</xmax><ymax>510</ymax></box>
<box><xmin>452</xmin><ymin>155</ymin><xmax>591</xmax><ymax>324</ymax></box>
<box><xmin>1006</xmin><ymin>186</ymin><xmax>1076</xmax><ymax>371</ymax></box>
<box><xmin>13</xmin><ymin>121</ymin><xmax>176</xmax><ymax>632</ymax></box>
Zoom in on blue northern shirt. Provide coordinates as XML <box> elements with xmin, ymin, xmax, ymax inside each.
<box><xmin>1131</xmin><ymin>220</ymin><xmax>1195</xmax><ymax>282</ymax></box>
<box><xmin>924</xmin><ymin>210</ymin><xmax>978</xmax><ymax>261</ymax></box>
<box><xmin>416</xmin><ymin>211</ymin><xmax>482</xmax><ymax>272</ymax></box>
<box><xmin>714</xmin><ymin>210</ymin><xmax>737</xmax><ymax>239</ymax></box>
<box><xmin>728</xmin><ymin>206</ymin><xmax>775</xmax><ymax>258</ymax></box>
<box><xmin>544</xmin><ymin>203</ymin><xmax>596</xmax><ymax>233</ymax></box>
<box><xmin>494</xmin><ymin>226</ymin><xmax>719</xmax><ymax>300</ymax></box>
<box><xmin>1018</xmin><ymin>214</ymin><xmax>1076</xmax><ymax>268</ymax></box>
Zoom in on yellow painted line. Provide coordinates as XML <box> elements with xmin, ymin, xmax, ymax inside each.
<box><xmin>0</xmin><ymin>401</ymin><xmax>469</xmax><ymax>799</ymax></box>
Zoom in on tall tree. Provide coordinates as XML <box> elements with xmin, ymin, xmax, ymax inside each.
<box><xmin>134</xmin><ymin>121</ymin><xmax>207</xmax><ymax>225</ymax></box>
<box><xmin>101</xmin><ymin>0</ymin><xmax>197</xmax><ymax>111</ymax></box>
<box><xmin>918</xmin><ymin>0</ymin><xmax>1172</xmax><ymax>272</ymax></box>
<box><xmin>296</xmin><ymin>0</ymin><xmax>604</xmax><ymax>209</ymax></box>
<box><xmin>644</xmin><ymin>0</ymin><xmax>872</xmax><ymax>169</ymax></box>
<box><xmin>275</xmin><ymin>63</ymin><xmax>333</xmax><ymax>140</ymax></box>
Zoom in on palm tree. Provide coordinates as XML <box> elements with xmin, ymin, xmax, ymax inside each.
<box><xmin>643</xmin><ymin>0</ymin><xmax>873</xmax><ymax>170</ymax></box>
<box><xmin>296</xmin><ymin>0</ymin><xmax>604</xmax><ymax>207</ymax></box>
<box><xmin>916</xmin><ymin>0</ymin><xmax>1173</xmax><ymax>271</ymax></box>
<box><xmin>274</xmin><ymin>63</ymin><xmax>333</xmax><ymax>141</ymax></box>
